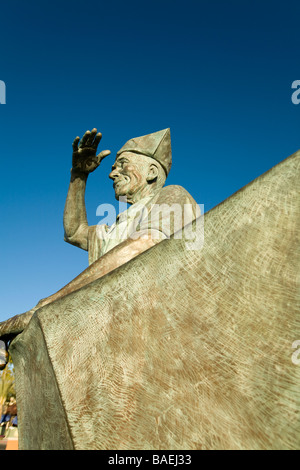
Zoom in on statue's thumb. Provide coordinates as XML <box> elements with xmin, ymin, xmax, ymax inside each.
<box><xmin>97</xmin><ymin>150</ymin><xmax>111</xmax><ymax>162</ymax></box>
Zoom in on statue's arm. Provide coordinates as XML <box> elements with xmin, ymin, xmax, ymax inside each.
<box><xmin>0</xmin><ymin>309</ymin><xmax>37</xmax><ymax>342</ymax></box>
<box><xmin>0</xmin><ymin>235</ymin><xmax>160</xmax><ymax>344</ymax></box>
<box><xmin>33</xmin><ymin>235</ymin><xmax>160</xmax><ymax>310</ymax></box>
<box><xmin>63</xmin><ymin>129</ymin><xmax>111</xmax><ymax>251</ymax></box>
<box><xmin>63</xmin><ymin>170</ymin><xmax>89</xmax><ymax>250</ymax></box>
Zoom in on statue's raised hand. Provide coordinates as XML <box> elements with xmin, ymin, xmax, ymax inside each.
<box><xmin>72</xmin><ymin>128</ymin><xmax>111</xmax><ymax>174</ymax></box>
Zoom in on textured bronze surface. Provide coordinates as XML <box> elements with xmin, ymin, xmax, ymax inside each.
<box><xmin>7</xmin><ymin>150</ymin><xmax>300</xmax><ymax>450</ymax></box>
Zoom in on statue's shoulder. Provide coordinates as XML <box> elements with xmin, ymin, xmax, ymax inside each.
<box><xmin>152</xmin><ymin>185</ymin><xmax>196</xmax><ymax>204</ymax></box>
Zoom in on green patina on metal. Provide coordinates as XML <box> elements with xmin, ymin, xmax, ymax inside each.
<box><xmin>2</xmin><ymin>149</ymin><xmax>299</xmax><ymax>449</ymax></box>
<box><xmin>1</xmin><ymin>127</ymin><xmax>299</xmax><ymax>449</ymax></box>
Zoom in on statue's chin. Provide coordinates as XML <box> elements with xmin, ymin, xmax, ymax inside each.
<box><xmin>115</xmin><ymin>191</ymin><xmax>128</xmax><ymax>201</ymax></box>
<box><xmin>114</xmin><ymin>184</ymin><xmax>129</xmax><ymax>200</ymax></box>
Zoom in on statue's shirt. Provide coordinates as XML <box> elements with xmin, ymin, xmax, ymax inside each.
<box><xmin>87</xmin><ymin>185</ymin><xmax>200</xmax><ymax>265</ymax></box>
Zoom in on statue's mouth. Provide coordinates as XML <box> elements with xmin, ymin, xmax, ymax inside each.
<box><xmin>113</xmin><ymin>176</ymin><xmax>130</xmax><ymax>189</ymax></box>
<box><xmin>113</xmin><ymin>181</ymin><xmax>121</xmax><ymax>189</ymax></box>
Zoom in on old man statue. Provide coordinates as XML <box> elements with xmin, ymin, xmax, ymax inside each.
<box><xmin>0</xmin><ymin>128</ymin><xmax>199</xmax><ymax>360</ymax></box>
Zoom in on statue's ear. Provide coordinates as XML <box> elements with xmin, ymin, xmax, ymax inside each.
<box><xmin>146</xmin><ymin>163</ymin><xmax>159</xmax><ymax>182</ymax></box>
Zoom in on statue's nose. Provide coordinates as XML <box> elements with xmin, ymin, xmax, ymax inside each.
<box><xmin>109</xmin><ymin>168</ymin><xmax>119</xmax><ymax>180</ymax></box>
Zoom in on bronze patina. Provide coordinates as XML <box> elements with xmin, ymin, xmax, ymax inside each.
<box><xmin>0</xmin><ymin>132</ymin><xmax>299</xmax><ymax>450</ymax></box>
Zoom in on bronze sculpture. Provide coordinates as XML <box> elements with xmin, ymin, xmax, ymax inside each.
<box><xmin>0</xmin><ymin>131</ymin><xmax>299</xmax><ymax>450</ymax></box>
<box><xmin>0</xmin><ymin>128</ymin><xmax>198</xmax><ymax>349</ymax></box>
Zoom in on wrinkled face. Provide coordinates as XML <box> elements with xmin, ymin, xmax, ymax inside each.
<box><xmin>109</xmin><ymin>152</ymin><xmax>151</xmax><ymax>201</ymax></box>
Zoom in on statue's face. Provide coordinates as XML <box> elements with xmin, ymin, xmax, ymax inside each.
<box><xmin>109</xmin><ymin>152</ymin><xmax>150</xmax><ymax>202</ymax></box>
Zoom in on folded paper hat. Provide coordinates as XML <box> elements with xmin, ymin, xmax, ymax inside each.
<box><xmin>117</xmin><ymin>128</ymin><xmax>172</xmax><ymax>176</ymax></box>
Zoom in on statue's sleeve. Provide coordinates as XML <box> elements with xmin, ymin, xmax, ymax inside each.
<box><xmin>135</xmin><ymin>185</ymin><xmax>200</xmax><ymax>240</ymax></box>
<box><xmin>87</xmin><ymin>224</ymin><xmax>109</xmax><ymax>265</ymax></box>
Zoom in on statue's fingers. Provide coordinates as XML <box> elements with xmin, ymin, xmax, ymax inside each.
<box><xmin>72</xmin><ymin>136</ymin><xmax>80</xmax><ymax>151</ymax></box>
<box><xmin>93</xmin><ymin>132</ymin><xmax>103</xmax><ymax>148</ymax></box>
<box><xmin>86</xmin><ymin>128</ymin><xmax>97</xmax><ymax>145</ymax></box>
<box><xmin>79</xmin><ymin>130</ymin><xmax>91</xmax><ymax>148</ymax></box>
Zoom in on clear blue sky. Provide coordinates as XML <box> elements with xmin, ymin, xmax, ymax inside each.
<box><xmin>0</xmin><ymin>0</ymin><xmax>299</xmax><ymax>322</ymax></box>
